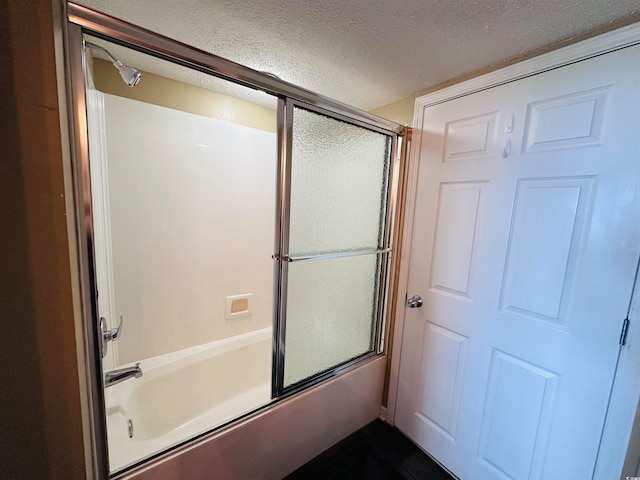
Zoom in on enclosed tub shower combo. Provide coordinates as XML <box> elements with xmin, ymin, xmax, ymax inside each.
<box><xmin>66</xmin><ymin>3</ymin><xmax>405</xmax><ymax>476</ymax></box>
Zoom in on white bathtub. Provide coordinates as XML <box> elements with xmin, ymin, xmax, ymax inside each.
<box><xmin>106</xmin><ymin>328</ymin><xmax>272</xmax><ymax>472</ymax></box>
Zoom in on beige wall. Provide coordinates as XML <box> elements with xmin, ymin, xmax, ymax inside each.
<box><xmin>93</xmin><ymin>59</ymin><xmax>276</xmax><ymax>133</ymax></box>
<box><xmin>370</xmin><ymin>96</ymin><xmax>416</xmax><ymax>126</ymax></box>
<box><xmin>1</xmin><ymin>1</ymin><xmax>87</xmax><ymax>479</ymax></box>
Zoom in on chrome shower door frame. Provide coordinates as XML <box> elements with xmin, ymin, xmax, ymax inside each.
<box><xmin>65</xmin><ymin>2</ymin><xmax>404</xmax><ymax>477</ymax></box>
<box><xmin>272</xmin><ymin>98</ymin><xmax>401</xmax><ymax>397</ymax></box>
<box><xmin>66</xmin><ymin>21</ymin><xmax>109</xmax><ymax>480</ymax></box>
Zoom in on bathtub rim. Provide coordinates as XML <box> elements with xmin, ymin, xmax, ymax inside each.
<box><xmin>110</xmin><ymin>327</ymin><xmax>272</xmax><ymax>380</ymax></box>
<box><xmin>105</xmin><ymin>327</ymin><xmax>272</xmax><ymax>408</ymax></box>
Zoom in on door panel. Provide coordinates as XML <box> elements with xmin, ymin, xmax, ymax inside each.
<box><xmin>416</xmin><ymin>322</ymin><xmax>468</xmax><ymax>441</ymax></box>
<box><xmin>397</xmin><ymin>43</ymin><xmax>640</xmax><ymax>479</ymax></box>
<box><xmin>522</xmin><ymin>86</ymin><xmax>610</xmax><ymax>154</ymax></box>
<box><xmin>500</xmin><ymin>177</ymin><xmax>595</xmax><ymax>325</ymax></box>
<box><xmin>477</xmin><ymin>350</ymin><xmax>559</xmax><ymax>480</ymax></box>
<box><xmin>430</xmin><ymin>182</ymin><xmax>486</xmax><ymax>300</ymax></box>
<box><xmin>443</xmin><ymin>112</ymin><xmax>498</xmax><ymax>162</ymax></box>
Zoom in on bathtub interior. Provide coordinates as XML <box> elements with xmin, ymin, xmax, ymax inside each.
<box><xmin>106</xmin><ymin>327</ymin><xmax>272</xmax><ymax>472</ymax></box>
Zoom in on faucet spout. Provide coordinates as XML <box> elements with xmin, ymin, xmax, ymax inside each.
<box><xmin>105</xmin><ymin>363</ymin><xmax>143</xmax><ymax>388</ymax></box>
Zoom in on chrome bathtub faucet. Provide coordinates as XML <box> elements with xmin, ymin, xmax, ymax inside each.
<box><xmin>105</xmin><ymin>363</ymin><xmax>143</xmax><ymax>388</ymax></box>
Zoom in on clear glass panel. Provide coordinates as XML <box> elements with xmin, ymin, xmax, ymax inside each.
<box><xmin>283</xmin><ymin>254</ymin><xmax>381</xmax><ymax>387</ymax></box>
<box><xmin>84</xmin><ymin>35</ymin><xmax>277</xmax><ymax>473</ymax></box>
<box><xmin>289</xmin><ymin>106</ymin><xmax>392</xmax><ymax>256</ymax></box>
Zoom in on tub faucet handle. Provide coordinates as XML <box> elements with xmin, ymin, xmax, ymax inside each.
<box><xmin>99</xmin><ymin>314</ymin><xmax>123</xmax><ymax>358</ymax></box>
<box><xmin>108</xmin><ymin>314</ymin><xmax>123</xmax><ymax>341</ymax></box>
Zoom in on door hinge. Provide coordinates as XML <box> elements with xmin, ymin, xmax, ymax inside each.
<box><xmin>619</xmin><ymin>317</ymin><xmax>630</xmax><ymax>346</ymax></box>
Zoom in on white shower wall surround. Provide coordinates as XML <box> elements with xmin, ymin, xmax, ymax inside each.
<box><xmin>102</xmin><ymin>94</ymin><xmax>276</xmax><ymax>363</ymax></box>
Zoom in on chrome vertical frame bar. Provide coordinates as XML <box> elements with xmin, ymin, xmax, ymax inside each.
<box><xmin>275</xmin><ymin>100</ymin><xmax>296</xmax><ymax>394</ymax></box>
<box><xmin>272</xmin><ymin>99</ymin><xmax>293</xmax><ymax>397</ymax></box>
<box><xmin>66</xmin><ymin>23</ymin><xmax>109</xmax><ymax>478</ymax></box>
<box><xmin>374</xmin><ymin>132</ymin><xmax>401</xmax><ymax>354</ymax></box>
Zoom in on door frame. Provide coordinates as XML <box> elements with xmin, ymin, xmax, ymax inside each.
<box><xmin>386</xmin><ymin>21</ymin><xmax>640</xmax><ymax>479</ymax></box>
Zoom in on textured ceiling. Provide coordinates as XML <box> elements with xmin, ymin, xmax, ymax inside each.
<box><xmin>75</xmin><ymin>0</ymin><xmax>639</xmax><ymax>111</ymax></box>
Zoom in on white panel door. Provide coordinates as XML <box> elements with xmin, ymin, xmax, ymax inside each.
<box><xmin>396</xmin><ymin>43</ymin><xmax>640</xmax><ymax>480</ymax></box>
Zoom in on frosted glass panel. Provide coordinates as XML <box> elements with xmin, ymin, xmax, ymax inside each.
<box><xmin>289</xmin><ymin>107</ymin><xmax>392</xmax><ymax>256</ymax></box>
<box><xmin>283</xmin><ymin>255</ymin><xmax>380</xmax><ymax>387</ymax></box>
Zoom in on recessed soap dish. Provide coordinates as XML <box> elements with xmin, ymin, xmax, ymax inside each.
<box><xmin>225</xmin><ymin>293</ymin><xmax>253</xmax><ymax>319</ymax></box>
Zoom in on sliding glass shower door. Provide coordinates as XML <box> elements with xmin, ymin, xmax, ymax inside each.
<box><xmin>275</xmin><ymin>102</ymin><xmax>396</xmax><ymax>393</ymax></box>
<box><xmin>67</xmin><ymin>6</ymin><xmax>403</xmax><ymax>476</ymax></box>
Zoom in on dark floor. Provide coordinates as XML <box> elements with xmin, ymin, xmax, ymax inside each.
<box><xmin>285</xmin><ymin>420</ymin><xmax>455</xmax><ymax>480</ymax></box>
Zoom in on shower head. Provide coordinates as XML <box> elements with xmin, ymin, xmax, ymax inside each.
<box><xmin>85</xmin><ymin>41</ymin><xmax>142</xmax><ymax>87</ymax></box>
<box><xmin>115</xmin><ymin>64</ymin><xmax>142</xmax><ymax>87</ymax></box>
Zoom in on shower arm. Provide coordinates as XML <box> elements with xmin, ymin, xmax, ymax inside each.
<box><xmin>85</xmin><ymin>41</ymin><xmax>123</xmax><ymax>67</ymax></box>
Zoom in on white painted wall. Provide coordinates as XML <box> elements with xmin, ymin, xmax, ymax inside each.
<box><xmin>102</xmin><ymin>94</ymin><xmax>276</xmax><ymax>363</ymax></box>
